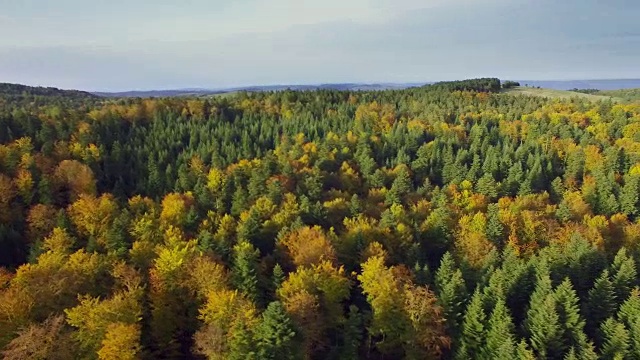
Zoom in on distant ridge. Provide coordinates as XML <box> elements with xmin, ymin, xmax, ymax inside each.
<box><xmin>92</xmin><ymin>83</ymin><xmax>426</xmax><ymax>98</ymax></box>
<box><xmin>92</xmin><ymin>79</ymin><xmax>640</xmax><ymax>98</ymax></box>
<box><xmin>3</xmin><ymin>79</ymin><xmax>640</xmax><ymax>99</ymax></box>
<box><xmin>0</xmin><ymin>82</ymin><xmax>97</xmax><ymax>99</ymax></box>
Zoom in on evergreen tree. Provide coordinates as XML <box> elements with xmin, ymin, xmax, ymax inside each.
<box><xmin>481</xmin><ymin>299</ymin><xmax>517</xmax><ymax>359</ymax></box>
<box><xmin>476</xmin><ymin>173</ymin><xmax>498</xmax><ymax>200</ymax></box>
<box><xmin>525</xmin><ymin>268</ymin><xmax>564</xmax><ymax>359</ymax></box>
<box><xmin>485</xmin><ymin>203</ymin><xmax>504</xmax><ymax>246</ymax></box>
<box><xmin>231</xmin><ymin>187</ymin><xmax>249</xmax><ymax>216</ymax></box>
<box><xmin>340</xmin><ymin>305</ymin><xmax>363</xmax><ymax>360</ymax></box>
<box><xmin>599</xmin><ymin>318</ymin><xmax>630</xmax><ymax>360</ymax></box>
<box><xmin>435</xmin><ymin>253</ymin><xmax>467</xmax><ymax>339</ymax></box>
<box><xmin>585</xmin><ymin>270</ymin><xmax>617</xmax><ymax>342</ymax></box>
<box><xmin>232</xmin><ymin>241</ymin><xmax>261</xmax><ymax>303</ymax></box>
<box><xmin>620</xmin><ymin>174</ymin><xmax>640</xmax><ymax>217</ymax></box>
<box><xmin>255</xmin><ymin>301</ymin><xmax>298</xmax><ymax>360</ymax></box>
<box><xmin>516</xmin><ymin>340</ymin><xmax>536</xmax><ymax>360</ymax></box>
<box><xmin>553</xmin><ymin>278</ymin><xmax>597</xmax><ymax>359</ymax></box>
<box><xmin>385</xmin><ymin>166</ymin><xmax>412</xmax><ymax>205</ymax></box>
<box><xmin>617</xmin><ymin>289</ymin><xmax>640</xmax><ymax>357</ymax></box>
<box><xmin>272</xmin><ymin>263</ymin><xmax>286</xmax><ymax>292</ymax></box>
<box><xmin>228</xmin><ymin>319</ymin><xmax>258</xmax><ymax>360</ymax></box>
<box><xmin>609</xmin><ymin>248</ymin><xmax>637</xmax><ymax>303</ymax></box>
<box><xmin>455</xmin><ymin>290</ymin><xmax>486</xmax><ymax>360</ymax></box>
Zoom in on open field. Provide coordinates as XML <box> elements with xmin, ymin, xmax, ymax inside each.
<box><xmin>597</xmin><ymin>88</ymin><xmax>640</xmax><ymax>102</ymax></box>
<box><xmin>502</xmin><ymin>86</ymin><xmax>619</xmax><ymax>101</ymax></box>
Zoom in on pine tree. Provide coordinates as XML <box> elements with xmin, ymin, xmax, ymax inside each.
<box><xmin>255</xmin><ymin>301</ymin><xmax>298</xmax><ymax>360</ymax></box>
<box><xmin>385</xmin><ymin>166</ymin><xmax>412</xmax><ymax>205</ymax></box>
<box><xmin>435</xmin><ymin>253</ymin><xmax>467</xmax><ymax>339</ymax></box>
<box><xmin>525</xmin><ymin>268</ymin><xmax>563</xmax><ymax>359</ymax></box>
<box><xmin>609</xmin><ymin>248</ymin><xmax>637</xmax><ymax>303</ymax></box>
<box><xmin>455</xmin><ymin>290</ymin><xmax>486</xmax><ymax>360</ymax></box>
<box><xmin>413</xmin><ymin>262</ymin><xmax>431</xmax><ymax>286</ymax></box>
<box><xmin>620</xmin><ymin>174</ymin><xmax>640</xmax><ymax>217</ymax></box>
<box><xmin>599</xmin><ymin>318</ymin><xmax>630</xmax><ymax>360</ymax></box>
<box><xmin>349</xmin><ymin>194</ymin><xmax>362</xmax><ymax>217</ymax></box>
<box><xmin>340</xmin><ymin>305</ymin><xmax>363</xmax><ymax>360</ymax></box>
<box><xmin>553</xmin><ymin>278</ymin><xmax>597</xmax><ymax>359</ymax></box>
<box><xmin>476</xmin><ymin>173</ymin><xmax>498</xmax><ymax>200</ymax></box>
<box><xmin>232</xmin><ymin>241</ymin><xmax>261</xmax><ymax>304</ymax></box>
<box><xmin>516</xmin><ymin>340</ymin><xmax>536</xmax><ymax>360</ymax></box>
<box><xmin>617</xmin><ymin>289</ymin><xmax>640</xmax><ymax>357</ymax></box>
<box><xmin>564</xmin><ymin>347</ymin><xmax>578</xmax><ymax>360</ymax></box>
<box><xmin>585</xmin><ymin>270</ymin><xmax>617</xmax><ymax>342</ymax></box>
<box><xmin>272</xmin><ymin>263</ymin><xmax>285</xmax><ymax>292</ymax></box>
<box><xmin>629</xmin><ymin>319</ymin><xmax>640</xmax><ymax>359</ymax></box>
<box><xmin>481</xmin><ymin>299</ymin><xmax>517</xmax><ymax>359</ymax></box>
<box><xmin>550</xmin><ymin>177</ymin><xmax>565</xmax><ymax>203</ymax></box>
<box><xmin>485</xmin><ymin>203</ymin><xmax>504</xmax><ymax>246</ymax></box>
<box><xmin>231</xmin><ymin>187</ymin><xmax>249</xmax><ymax>216</ymax></box>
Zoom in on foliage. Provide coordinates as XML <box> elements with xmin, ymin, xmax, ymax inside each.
<box><xmin>0</xmin><ymin>79</ymin><xmax>639</xmax><ymax>358</ymax></box>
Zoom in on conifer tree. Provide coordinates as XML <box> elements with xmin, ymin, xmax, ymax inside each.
<box><xmin>455</xmin><ymin>290</ymin><xmax>486</xmax><ymax>360</ymax></box>
<box><xmin>620</xmin><ymin>174</ymin><xmax>640</xmax><ymax>217</ymax></box>
<box><xmin>340</xmin><ymin>305</ymin><xmax>363</xmax><ymax>360</ymax></box>
<box><xmin>385</xmin><ymin>166</ymin><xmax>412</xmax><ymax>205</ymax></box>
<box><xmin>617</xmin><ymin>289</ymin><xmax>640</xmax><ymax>357</ymax></box>
<box><xmin>525</xmin><ymin>267</ymin><xmax>563</xmax><ymax>359</ymax></box>
<box><xmin>255</xmin><ymin>301</ymin><xmax>298</xmax><ymax>360</ymax></box>
<box><xmin>232</xmin><ymin>241</ymin><xmax>261</xmax><ymax>303</ymax></box>
<box><xmin>599</xmin><ymin>318</ymin><xmax>630</xmax><ymax>359</ymax></box>
<box><xmin>516</xmin><ymin>340</ymin><xmax>536</xmax><ymax>360</ymax></box>
<box><xmin>481</xmin><ymin>299</ymin><xmax>517</xmax><ymax>359</ymax></box>
<box><xmin>585</xmin><ymin>270</ymin><xmax>617</xmax><ymax>341</ymax></box>
<box><xmin>609</xmin><ymin>248</ymin><xmax>637</xmax><ymax>303</ymax></box>
<box><xmin>435</xmin><ymin>253</ymin><xmax>467</xmax><ymax>339</ymax></box>
<box><xmin>553</xmin><ymin>278</ymin><xmax>598</xmax><ymax>359</ymax></box>
<box><xmin>272</xmin><ymin>263</ymin><xmax>285</xmax><ymax>292</ymax></box>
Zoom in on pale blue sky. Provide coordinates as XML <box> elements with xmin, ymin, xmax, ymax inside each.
<box><xmin>1</xmin><ymin>0</ymin><xmax>638</xmax><ymax>91</ymax></box>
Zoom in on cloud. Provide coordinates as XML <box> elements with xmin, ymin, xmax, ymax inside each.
<box><xmin>1</xmin><ymin>0</ymin><xmax>639</xmax><ymax>90</ymax></box>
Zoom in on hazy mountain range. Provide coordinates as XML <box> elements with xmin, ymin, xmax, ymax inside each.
<box><xmin>91</xmin><ymin>79</ymin><xmax>640</xmax><ymax>98</ymax></box>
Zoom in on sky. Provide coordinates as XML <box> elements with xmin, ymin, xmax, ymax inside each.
<box><xmin>0</xmin><ymin>0</ymin><xmax>639</xmax><ymax>91</ymax></box>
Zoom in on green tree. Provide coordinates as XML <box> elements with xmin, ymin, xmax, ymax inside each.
<box><xmin>609</xmin><ymin>248</ymin><xmax>637</xmax><ymax>303</ymax></box>
<box><xmin>585</xmin><ymin>270</ymin><xmax>617</xmax><ymax>341</ymax></box>
<box><xmin>255</xmin><ymin>301</ymin><xmax>298</xmax><ymax>360</ymax></box>
<box><xmin>525</xmin><ymin>269</ymin><xmax>563</xmax><ymax>359</ymax></box>
<box><xmin>232</xmin><ymin>241</ymin><xmax>261</xmax><ymax>303</ymax></box>
<box><xmin>599</xmin><ymin>318</ymin><xmax>630</xmax><ymax>360</ymax></box>
<box><xmin>385</xmin><ymin>166</ymin><xmax>412</xmax><ymax>205</ymax></box>
<box><xmin>455</xmin><ymin>290</ymin><xmax>486</xmax><ymax>360</ymax></box>
<box><xmin>480</xmin><ymin>299</ymin><xmax>517</xmax><ymax>359</ymax></box>
<box><xmin>435</xmin><ymin>252</ymin><xmax>467</xmax><ymax>339</ymax></box>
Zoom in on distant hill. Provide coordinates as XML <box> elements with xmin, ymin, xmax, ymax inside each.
<box><xmin>0</xmin><ymin>83</ymin><xmax>97</xmax><ymax>99</ymax></box>
<box><xmin>92</xmin><ymin>83</ymin><xmax>426</xmax><ymax>98</ymax></box>
<box><xmin>0</xmin><ymin>83</ymin><xmax>99</xmax><ymax>110</ymax></box>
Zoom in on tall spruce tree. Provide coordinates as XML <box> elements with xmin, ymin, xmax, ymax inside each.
<box><xmin>255</xmin><ymin>301</ymin><xmax>298</xmax><ymax>360</ymax></box>
<box><xmin>585</xmin><ymin>270</ymin><xmax>617</xmax><ymax>342</ymax></box>
<box><xmin>455</xmin><ymin>290</ymin><xmax>486</xmax><ymax>360</ymax></box>
<box><xmin>599</xmin><ymin>318</ymin><xmax>630</xmax><ymax>360</ymax></box>
<box><xmin>435</xmin><ymin>252</ymin><xmax>468</xmax><ymax>339</ymax></box>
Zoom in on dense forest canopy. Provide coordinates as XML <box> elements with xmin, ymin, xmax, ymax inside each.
<box><xmin>1</xmin><ymin>78</ymin><xmax>640</xmax><ymax>359</ymax></box>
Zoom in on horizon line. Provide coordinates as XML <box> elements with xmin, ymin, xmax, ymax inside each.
<box><xmin>4</xmin><ymin>77</ymin><xmax>640</xmax><ymax>93</ymax></box>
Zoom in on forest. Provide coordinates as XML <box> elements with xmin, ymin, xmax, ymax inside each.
<box><xmin>0</xmin><ymin>78</ymin><xmax>640</xmax><ymax>359</ymax></box>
